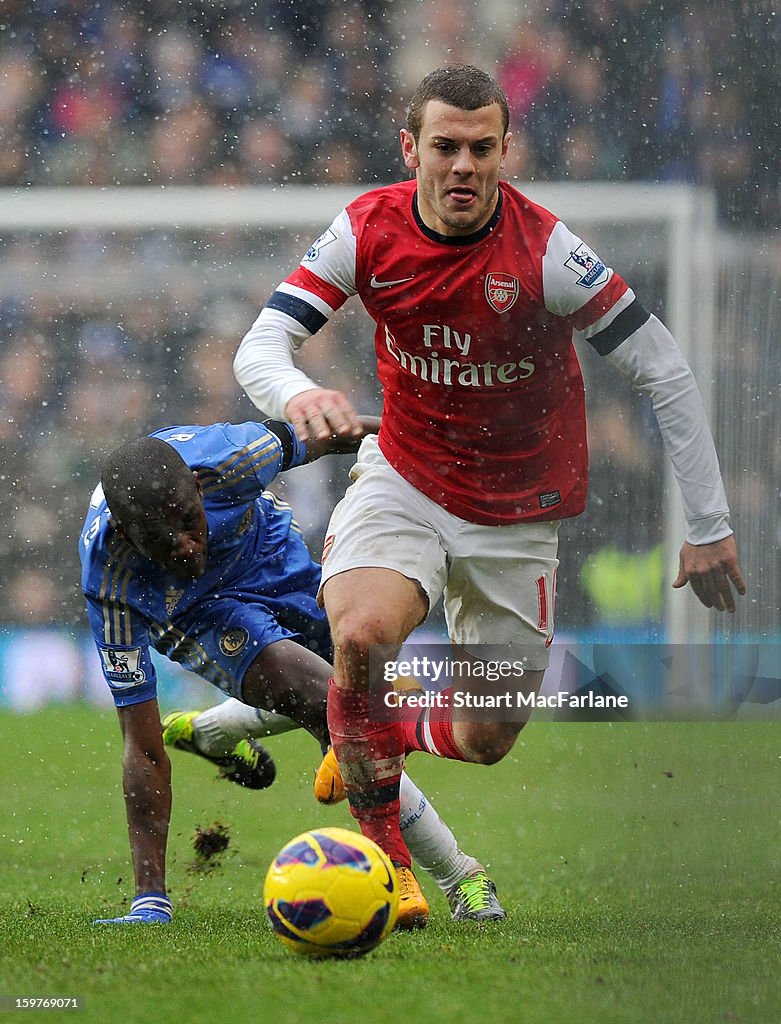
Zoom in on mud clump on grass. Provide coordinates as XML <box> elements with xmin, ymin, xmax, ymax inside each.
<box><xmin>190</xmin><ymin>822</ymin><xmax>231</xmax><ymax>873</ymax></box>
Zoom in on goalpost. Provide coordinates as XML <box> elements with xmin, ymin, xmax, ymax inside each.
<box><xmin>0</xmin><ymin>182</ymin><xmax>719</xmax><ymax>646</ymax></box>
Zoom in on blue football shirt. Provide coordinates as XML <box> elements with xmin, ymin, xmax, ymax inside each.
<box><xmin>80</xmin><ymin>421</ymin><xmax>329</xmax><ymax>706</ymax></box>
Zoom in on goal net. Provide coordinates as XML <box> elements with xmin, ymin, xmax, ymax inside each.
<box><xmin>0</xmin><ymin>182</ymin><xmax>773</xmax><ymax>674</ymax></box>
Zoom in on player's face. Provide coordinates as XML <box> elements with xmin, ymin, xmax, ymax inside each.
<box><xmin>401</xmin><ymin>100</ymin><xmax>510</xmax><ymax>237</ymax></box>
<box><xmin>121</xmin><ymin>476</ymin><xmax>208</xmax><ymax>580</ymax></box>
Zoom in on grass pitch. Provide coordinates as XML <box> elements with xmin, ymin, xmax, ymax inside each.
<box><xmin>1</xmin><ymin>707</ymin><xmax>778</xmax><ymax>1024</ymax></box>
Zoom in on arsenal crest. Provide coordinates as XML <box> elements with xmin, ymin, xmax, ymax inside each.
<box><xmin>485</xmin><ymin>272</ymin><xmax>519</xmax><ymax>313</ymax></box>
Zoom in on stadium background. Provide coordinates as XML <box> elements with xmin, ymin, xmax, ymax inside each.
<box><xmin>0</xmin><ymin>0</ymin><xmax>778</xmax><ymax>712</ymax></box>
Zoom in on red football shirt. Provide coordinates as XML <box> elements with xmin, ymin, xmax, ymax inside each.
<box><xmin>273</xmin><ymin>180</ymin><xmax>641</xmax><ymax>525</ymax></box>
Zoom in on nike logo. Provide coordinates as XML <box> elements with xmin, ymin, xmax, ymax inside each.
<box><xmin>370</xmin><ymin>274</ymin><xmax>415</xmax><ymax>289</ymax></box>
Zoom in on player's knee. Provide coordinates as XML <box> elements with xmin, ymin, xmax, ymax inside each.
<box><xmin>469</xmin><ymin>743</ymin><xmax>510</xmax><ymax>766</ymax></box>
<box><xmin>458</xmin><ymin>721</ymin><xmax>526</xmax><ymax>765</ymax></box>
<box><xmin>331</xmin><ymin>612</ymin><xmax>402</xmax><ymax>669</ymax></box>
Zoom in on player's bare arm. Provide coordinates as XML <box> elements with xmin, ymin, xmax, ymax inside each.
<box><xmin>303</xmin><ymin>414</ymin><xmax>381</xmax><ymax>461</ymax></box>
<box><xmin>117</xmin><ymin>699</ymin><xmax>171</xmax><ymax>895</ymax></box>
<box><xmin>285</xmin><ymin>387</ymin><xmax>363</xmax><ymax>443</ymax></box>
<box><xmin>672</xmin><ymin>535</ymin><xmax>746</xmax><ymax>612</ymax></box>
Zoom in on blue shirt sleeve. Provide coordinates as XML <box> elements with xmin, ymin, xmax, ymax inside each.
<box><xmin>156</xmin><ymin>422</ymin><xmax>307</xmax><ymax>505</ymax></box>
<box><xmin>85</xmin><ymin>595</ymin><xmax>158</xmax><ymax>707</ymax></box>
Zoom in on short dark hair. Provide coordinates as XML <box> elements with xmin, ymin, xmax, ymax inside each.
<box><xmin>101</xmin><ymin>436</ymin><xmax>193</xmax><ymax>524</ymax></box>
<box><xmin>406</xmin><ymin>64</ymin><xmax>510</xmax><ymax>141</ymax></box>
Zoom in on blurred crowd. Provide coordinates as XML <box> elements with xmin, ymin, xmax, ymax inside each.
<box><xmin>0</xmin><ymin>0</ymin><xmax>778</xmax><ymax>636</ymax></box>
<box><xmin>0</xmin><ymin>0</ymin><xmax>777</xmax><ymax>223</ymax></box>
<box><xmin>0</xmin><ymin>255</ymin><xmax>384</xmax><ymax>629</ymax></box>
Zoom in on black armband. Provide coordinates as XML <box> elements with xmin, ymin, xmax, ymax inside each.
<box><xmin>587</xmin><ymin>299</ymin><xmax>651</xmax><ymax>355</ymax></box>
<box><xmin>263</xmin><ymin>419</ymin><xmax>297</xmax><ymax>470</ymax></box>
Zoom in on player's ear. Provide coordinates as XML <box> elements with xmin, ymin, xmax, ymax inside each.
<box><xmin>400</xmin><ymin>129</ymin><xmax>420</xmax><ymax>170</ymax></box>
<box><xmin>499</xmin><ymin>130</ymin><xmax>513</xmax><ymax>170</ymax></box>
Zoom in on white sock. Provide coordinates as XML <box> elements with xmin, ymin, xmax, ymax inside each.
<box><xmin>193</xmin><ymin>698</ymin><xmax>300</xmax><ymax>757</ymax></box>
<box><xmin>399</xmin><ymin>773</ymin><xmax>481</xmax><ymax>892</ymax></box>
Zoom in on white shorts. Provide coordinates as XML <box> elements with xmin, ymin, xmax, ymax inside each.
<box><xmin>320</xmin><ymin>436</ymin><xmax>559</xmax><ymax>670</ymax></box>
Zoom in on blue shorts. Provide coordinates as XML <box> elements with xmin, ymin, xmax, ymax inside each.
<box><xmin>161</xmin><ymin>594</ymin><xmax>330</xmax><ymax>702</ymax></box>
<box><xmin>97</xmin><ymin>526</ymin><xmax>334</xmax><ymax>707</ymax></box>
<box><xmin>157</xmin><ymin>565</ymin><xmax>332</xmax><ymax>702</ymax></box>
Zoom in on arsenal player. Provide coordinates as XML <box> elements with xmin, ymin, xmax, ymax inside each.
<box><xmin>234</xmin><ymin>64</ymin><xmax>745</xmax><ymax>922</ymax></box>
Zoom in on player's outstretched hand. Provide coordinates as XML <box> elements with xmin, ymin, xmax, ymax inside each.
<box><xmin>94</xmin><ymin>892</ymin><xmax>172</xmax><ymax>925</ymax></box>
<box><xmin>285</xmin><ymin>388</ymin><xmax>362</xmax><ymax>442</ymax></box>
<box><xmin>672</xmin><ymin>535</ymin><xmax>746</xmax><ymax>612</ymax></box>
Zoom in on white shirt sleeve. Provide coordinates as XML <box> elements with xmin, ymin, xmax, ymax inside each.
<box><xmin>233</xmin><ymin>308</ymin><xmax>320</xmax><ymax>420</ymax></box>
<box><xmin>542</xmin><ymin>220</ymin><xmax>615</xmax><ymax>317</ymax></box>
<box><xmin>233</xmin><ymin>210</ymin><xmax>357</xmax><ymax>419</ymax></box>
<box><xmin>605</xmin><ymin>314</ymin><xmax>732</xmax><ymax>545</ymax></box>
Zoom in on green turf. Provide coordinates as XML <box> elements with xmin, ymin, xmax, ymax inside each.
<box><xmin>1</xmin><ymin>707</ymin><xmax>778</xmax><ymax>1024</ymax></box>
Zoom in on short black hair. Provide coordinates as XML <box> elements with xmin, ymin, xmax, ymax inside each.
<box><xmin>101</xmin><ymin>436</ymin><xmax>193</xmax><ymax>524</ymax></box>
<box><xmin>406</xmin><ymin>64</ymin><xmax>510</xmax><ymax>141</ymax></box>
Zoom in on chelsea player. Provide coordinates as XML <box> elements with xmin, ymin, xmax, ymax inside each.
<box><xmin>80</xmin><ymin>418</ymin><xmax>505</xmax><ymax>928</ymax></box>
